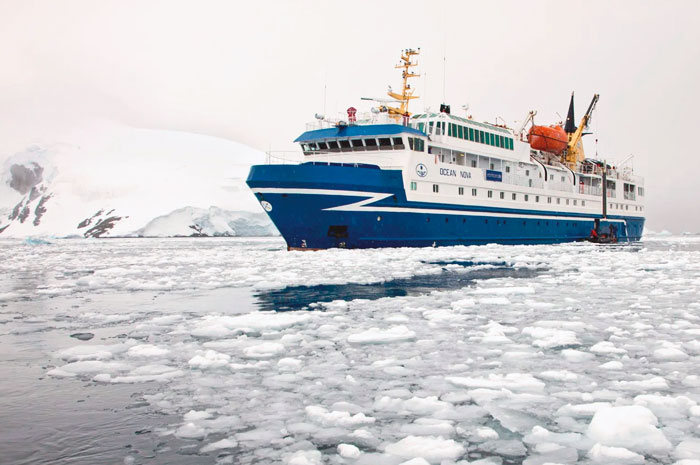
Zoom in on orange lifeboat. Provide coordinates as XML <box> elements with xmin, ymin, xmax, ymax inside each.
<box><xmin>528</xmin><ymin>125</ymin><xmax>568</xmax><ymax>155</ymax></box>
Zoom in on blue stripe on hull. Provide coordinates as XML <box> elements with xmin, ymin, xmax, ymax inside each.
<box><xmin>247</xmin><ymin>164</ymin><xmax>645</xmax><ymax>249</ymax></box>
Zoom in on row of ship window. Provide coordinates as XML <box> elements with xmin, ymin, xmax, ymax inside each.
<box><xmin>610</xmin><ymin>203</ymin><xmax>644</xmax><ymax>212</ymax></box>
<box><xmin>410</xmin><ymin>182</ymin><xmax>645</xmax><ymax>212</ymax></box>
<box><xmin>415</xmin><ymin>121</ymin><xmax>515</xmax><ymax>150</ymax></box>
<box><xmin>301</xmin><ymin>137</ymin><xmax>406</xmax><ymax>154</ymax></box>
<box><xmin>411</xmin><ymin>182</ymin><xmax>587</xmax><ymax>206</ymax></box>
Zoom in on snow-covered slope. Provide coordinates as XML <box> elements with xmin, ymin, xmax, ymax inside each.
<box><xmin>0</xmin><ymin>123</ymin><xmax>277</xmax><ymax>238</ymax></box>
<box><xmin>136</xmin><ymin>207</ymin><xmax>278</xmax><ymax>237</ymax></box>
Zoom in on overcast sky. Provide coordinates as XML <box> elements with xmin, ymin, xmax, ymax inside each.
<box><xmin>1</xmin><ymin>0</ymin><xmax>699</xmax><ymax>232</ymax></box>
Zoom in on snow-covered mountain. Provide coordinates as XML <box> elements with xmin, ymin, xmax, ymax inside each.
<box><xmin>0</xmin><ymin>123</ymin><xmax>278</xmax><ymax>238</ymax></box>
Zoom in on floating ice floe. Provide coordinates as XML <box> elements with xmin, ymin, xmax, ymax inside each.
<box><xmin>384</xmin><ymin>435</ymin><xmax>465</xmax><ymax>463</ymax></box>
<box><xmin>586</xmin><ymin>405</ymin><xmax>672</xmax><ymax>454</ymax></box>
<box><xmin>347</xmin><ymin>325</ymin><xmax>416</xmax><ymax>344</ymax></box>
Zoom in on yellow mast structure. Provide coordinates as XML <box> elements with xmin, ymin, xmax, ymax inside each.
<box><xmin>564</xmin><ymin>93</ymin><xmax>599</xmax><ymax>169</ymax></box>
<box><xmin>386</xmin><ymin>49</ymin><xmax>420</xmax><ymax>121</ymax></box>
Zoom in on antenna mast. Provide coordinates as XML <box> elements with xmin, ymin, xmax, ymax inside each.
<box><xmin>387</xmin><ymin>48</ymin><xmax>420</xmax><ymax>121</ymax></box>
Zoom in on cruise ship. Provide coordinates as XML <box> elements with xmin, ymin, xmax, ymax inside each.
<box><xmin>246</xmin><ymin>49</ymin><xmax>645</xmax><ymax>250</ymax></box>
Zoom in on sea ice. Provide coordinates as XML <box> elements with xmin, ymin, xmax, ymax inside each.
<box><xmin>586</xmin><ymin>405</ymin><xmax>672</xmax><ymax>454</ymax></box>
<box><xmin>384</xmin><ymin>436</ymin><xmax>465</xmax><ymax>463</ymax></box>
<box><xmin>587</xmin><ymin>443</ymin><xmax>645</xmax><ymax>464</ymax></box>
<box><xmin>347</xmin><ymin>325</ymin><xmax>416</xmax><ymax>344</ymax></box>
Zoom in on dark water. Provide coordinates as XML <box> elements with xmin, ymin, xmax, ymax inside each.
<box><xmin>255</xmin><ymin>261</ymin><xmax>543</xmax><ymax>312</ymax></box>
<box><xmin>0</xmin><ymin>288</ymin><xmax>254</xmax><ymax>465</ymax></box>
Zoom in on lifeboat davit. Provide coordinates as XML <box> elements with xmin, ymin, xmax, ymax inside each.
<box><xmin>528</xmin><ymin>125</ymin><xmax>568</xmax><ymax>155</ymax></box>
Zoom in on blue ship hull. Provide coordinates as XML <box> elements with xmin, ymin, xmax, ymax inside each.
<box><xmin>246</xmin><ymin>163</ymin><xmax>645</xmax><ymax>250</ymax></box>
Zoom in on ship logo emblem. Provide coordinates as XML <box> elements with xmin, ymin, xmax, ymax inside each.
<box><xmin>260</xmin><ymin>200</ymin><xmax>273</xmax><ymax>212</ymax></box>
<box><xmin>416</xmin><ymin>163</ymin><xmax>428</xmax><ymax>177</ymax></box>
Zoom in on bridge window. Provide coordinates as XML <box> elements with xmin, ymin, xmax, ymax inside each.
<box><xmin>392</xmin><ymin>137</ymin><xmax>405</xmax><ymax>149</ymax></box>
<box><xmin>364</xmin><ymin>138</ymin><xmax>378</xmax><ymax>150</ymax></box>
<box><xmin>317</xmin><ymin>141</ymin><xmax>329</xmax><ymax>151</ymax></box>
<box><xmin>378</xmin><ymin>138</ymin><xmax>391</xmax><ymax>148</ymax></box>
<box><xmin>327</xmin><ymin>140</ymin><xmax>340</xmax><ymax>152</ymax></box>
<box><xmin>339</xmin><ymin>140</ymin><xmax>351</xmax><ymax>151</ymax></box>
<box><xmin>350</xmin><ymin>139</ymin><xmax>365</xmax><ymax>150</ymax></box>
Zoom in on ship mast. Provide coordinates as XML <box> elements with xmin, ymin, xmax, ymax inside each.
<box><xmin>387</xmin><ymin>49</ymin><xmax>420</xmax><ymax>122</ymax></box>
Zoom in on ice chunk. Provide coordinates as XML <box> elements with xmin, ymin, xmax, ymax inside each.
<box><xmin>175</xmin><ymin>422</ymin><xmax>207</xmax><ymax>439</ymax></box>
<box><xmin>675</xmin><ymin>439</ymin><xmax>700</xmax><ymax>460</ymax></box>
<box><xmin>447</xmin><ymin>373</ymin><xmax>545</xmax><ymax>392</ymax></box>
<box><xmin>384</xmin><ymin>436</ymin><xmax>465</xmax><ymax>463</ymax></box>
<box><xmin>653</xmin><ymin>347</ymin><xmax>688</xmax><ymax>361</ymax></box>
<box><xmin>633</xmin><ymin>394</ymin><xmax>697</xmax><ymax>419</ymax></box>
<box><xmin>556</xmin><ymin>402</ymin><xmax>611</xmax><ymax>418</ymax></box>
<box><xmin>586</xmin><ymin>405</ymin><xmax>672</xmax><ymax>454</ymax></box>
<box><xmin>400</xmin><ymin>418</ymin><xmax>455</xmax><ymax>436</ymax></box>
<box><xmin>472</xmin><ymin>427</ymin><xmax>499</xmax><ymax>441</ymax></box>
<box><xmin>522</xmin><ymin>327</ymin><xmax>579</xmax><ymax>349</ymax></box>
<box><xmin>397</xmin><ymin>459</ymin><xmax>430</xmax><ymax>465</ymax></box>
<box><xmin>522</xmin><ymin>425</ymin><xmax>583</xmax><ymax>447</ymax></box>
<box><xmin>94</xmin><ymin>364</ymin><xmax>183</xmax><ymax>383</ymax></box>
<box><xmin>599</xmin><ymin>360</ymin><xmax>623</xmax><ymax>370</ymax></box>
<box><xmin>278</xmin><ymin>357</ymin><xmax>303</xmax><ymax>371</ymax></box>
<box><xmin>611</xmin><ymin>376</ymin><xmax>669</xmax><ymax>391</ymax></box>
<box><xmin>337</xmin><ymin>443</ymin><xmax>361</xmax><ymax>459</ymax></box>
<box><xmin>243</xmin><ymin>342</ymin><xmax>284</xmax><ymax>359</ymax></box>
<box><xmin>47</xmin><ymin>360</ymin><xmax>130</xmax><ymax>377</ymax></box>
<box><xmin>561</xmin><ymin>349</ymin><xmax>595</xmax><ymax>362</ymax></box>
<box><xmin>191</xmin><ymin>312</ymin><xmax>311</xmax><ymax>338</ymax></box>
<box><xmin>537</xmin><ymin>370</ymin><xmax>578</xmax><ymax>381</ymax></box>
<box><xmin>590</xmin><ymin>341</ymin><xmax>627</xmax><ymax>354</ymax></box>
<box><xmin>587</xmin><ymin>443</ymin><xmax>644</xmax><ymax>464</ymax></box>
<box><xmin>348</xmin><ymin>325</ymin><xmax>416</xmax><ymax>345</ymax></box>
<box><xmin>57</xmin><ymin>342</ymin><xmax>134</xmax><ymax>361</ymax></box>
<box><xmin>200</xmin><ymin>438</ymin><xmax>238</xmax><ymax>453</ymax></box>
<box><xmin>188</xmin><ymin>350</ymin><xmax>231</xmax><ymax>369</ymax></box>
<box><xmin>305</xmin><ymin>406</ymin><xmax>375</xmax><ymax>427</ymax></box>
<box><xmin>286</xmin><ymin>449</ymin><xmax>322</xmax><ymax>465</ymax></box>
<box><xmin>127</xmin><ymin>344</ymin><xmax>170</xmax><ymax>357</ymax></box>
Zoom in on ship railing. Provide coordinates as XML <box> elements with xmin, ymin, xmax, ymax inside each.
<box><xmin>578</xmin><ymin>185</ymin><xmax>602</xmax><ymax>196</ymax></box>
<box><xmin>304</xmin><ymin>112</ymin><xmax>399</xmax><ymax>131</ymax></box>
<box><xmin>265</xmin><ymin>151</ymin><xmax>302</xmax><ymax>165</ymax></box>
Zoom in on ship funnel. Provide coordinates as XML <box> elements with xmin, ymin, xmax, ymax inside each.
<box><xmin>564</xmin><ymin>92</ymin><xmax>577</xmax><ymax>134</ymax></box>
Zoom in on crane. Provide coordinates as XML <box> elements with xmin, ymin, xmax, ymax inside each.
<box><xmin>563</xmin><ymin>93</ymin><xmax>599</xmax><ymax>168</ymax></box>
<box><xmin>515</xmin><ymin>110</ymin><xmax>537</xmax><ymax>139</ymax></box>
